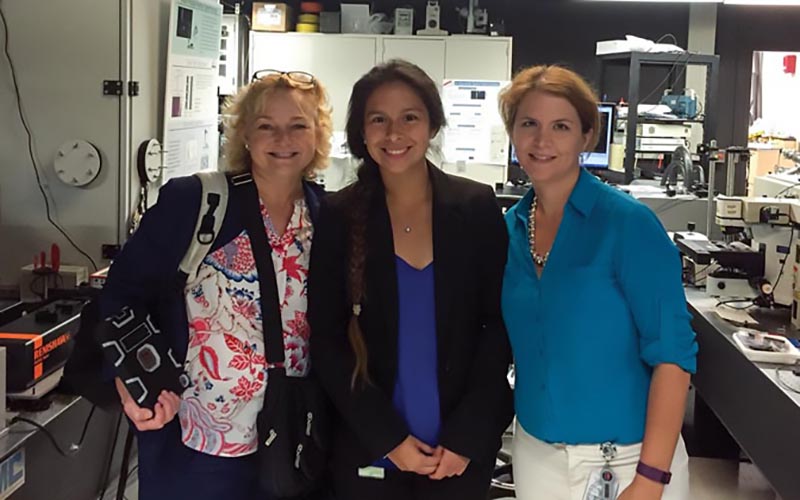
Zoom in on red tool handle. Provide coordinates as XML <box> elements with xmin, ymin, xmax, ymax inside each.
<box><xmin>51</xmin><ymin>244</ymin><xmax>61</xmax><ymax>272</ymax></box>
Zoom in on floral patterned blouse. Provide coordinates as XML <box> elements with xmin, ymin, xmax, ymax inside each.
<box><xmin>178</xmin><ymin>198</ymin><xmax>312</xmax><ymax>457</ymax></box>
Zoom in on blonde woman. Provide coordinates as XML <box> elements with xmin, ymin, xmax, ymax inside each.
<box><xmin>98</xmin><ymin>71</ymin><xmax>331</xmax><ymax>499</ymax></box>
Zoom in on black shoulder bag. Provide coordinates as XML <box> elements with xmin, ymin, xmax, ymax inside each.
<box><xmin>239</xmin><ymin>179</ymin><xmax>330</xmax><ymax>499</ymax></box>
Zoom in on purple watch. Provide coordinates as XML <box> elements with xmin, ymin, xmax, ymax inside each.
<box><xmin>636</xmin><ymin>461</ymin><xmax>672</xmax><ymax>485</ymax></box>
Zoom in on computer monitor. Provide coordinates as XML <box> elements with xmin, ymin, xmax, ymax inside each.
<box><xmin>583</xmin><ymin>103</ymin><xmax>615</xmax><ymax>169</ymax></box>
<box><xmin>508</xmin><ymin>103</ymin><xmax>616</xmax><ymax>170</ymax></box>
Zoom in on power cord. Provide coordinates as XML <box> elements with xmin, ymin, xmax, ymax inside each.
<box><xmin>774</xmin><ymin>181</ymin><xmax>800</xmax><ymax>198</ymax></box>
<box><xmin>655</xmin><ymin>33</ymin><xmax>679</xmax><ymax>45</ymax></box>
<box><xmin>29</xmin><ymin>272</ymin><xmax>64</xmax><ymax>301</ymax></box>
<box><xmin>0</xmin><ymin>5</ymin><xmax>99</xmax><ymax>271</ymax></box>
<box><xmin>10</xmin><ymin>404</ymin><xmax>96</xmax><ymax>458</ymax></box>
<box><xmin>635</xmin><ymin>51</ymin><xmax>694</xmax><ymax>115</ymax></box>
<box><xmin>775</xmin><ymin>367</ymin><xmax>800</xmax><ymax>395</ymax></box>
<box><xmin>715</xmin><ymin>298</ymin><xmax>756</xmax><ymax>310</ymax></box>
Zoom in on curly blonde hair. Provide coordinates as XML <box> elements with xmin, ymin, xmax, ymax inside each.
<box><xmin>222</xmin><ymin>74</ymin><xmax>333</xmax><ymax>177</ymax></box>
<box><xmin>499</xmin><ymin>65</ymin><xmax>601</xmax><ymax>151</ymax></box>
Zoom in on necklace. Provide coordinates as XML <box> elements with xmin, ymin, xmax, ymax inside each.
<box><xmin>528</xmin><ymin>196</ymin><xmax>549</xmax><ymax>267</ymax></box>
<box><xmin>403</xmin><ymin>226</ymin><xmax>411</xmax><ymax>233</ymax></box>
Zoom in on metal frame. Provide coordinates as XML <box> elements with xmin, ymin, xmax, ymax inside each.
<box><xmin>119</xmin><ymin>0</ymin><xmax>133</xmax><ymax>245</ymax></box>
<box><xmin>598</xmin><ymin>51</ymin><xmax>720</xmax><ymax>184</ymax></box>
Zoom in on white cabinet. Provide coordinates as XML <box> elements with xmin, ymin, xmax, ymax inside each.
<box><xmin>250</xmin><ymin>33</ymin><xmax>378</xmax><ymax>131</ymax></box>
<box><xmin>249</xmin><ymin>33</ymin><xmax>512</xmax><ymax>188</ymax></box>
<box><xmin>445</xmin><ymin>36</ymin><xmax>513</xmax><ymax>81</ymax></box>
<box><xmin>249</xmin><ymin>34</ymin><xmax>512</xmax><ymax>131</ymax></box>
<box><xmin>380</xmin><ymin>37</ymin><xmax>446</xmax><ymax>90</ymax></box>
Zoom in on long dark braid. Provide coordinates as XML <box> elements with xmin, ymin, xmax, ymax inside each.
<box><xmin>345</xmin><ymin>161</ymin><xmax>379</xmax><ymax>389</ymax></box>
<box><xmin>343</xmin><ymin>59</ymin><xmax>446</xmax><ymax>389</ymax></box>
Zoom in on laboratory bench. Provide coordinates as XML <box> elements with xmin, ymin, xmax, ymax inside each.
<box><xmin>687</xmin><ymin>287</ymin><xmax>800</xmax><ymax>500</ymax></box>
<box><xmin>0</xmin><ymin>393</ymin><xmax>128</xmax><ymax>499</ymax></box>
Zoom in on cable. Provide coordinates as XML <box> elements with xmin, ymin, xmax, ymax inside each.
<box><xmin>10</xmin><ymin>404</ymin><xmax>96</xmax><ymax>458</ymax></box>
<box><xmin>774</xmin><ymin>181</ymin><xmax>800</xmax><ymax>198</ymax></box>
<box><xmin>655</xmin><ymin>33</ymin><xmax>678</xmax><ymax>45</ymax></box>
<box><xmin>771</xmin><ymin>227</ymin><xmax>794</xmax><ymax>293</ymax></box>
<box><xmin>28</xmin><ymin>271</ymin><xmax>64</xmax><ymax>300</ymax></box>
<box><xmin>655</xmin><ymin>199</ymin><xmax>689</xmax><ymax>215</ymax></box>
<box><xmin>637</xmin><ymin>51</ymin><xmax>694</xmax><ymax>114</ymax></box>
<box><xmin>685</xmin><ymin>263</ymin><xmax>712</xmax><ymax>287</ymax></box>
<box><xmin>0</xmin><ymin>6</ymin><xmax>99</xmax><ymax>271</ymax></box>
<box><xmin>775</xmin><ymin>368</ymin><xmax>800</xmax><ymax>395</ymax></box>
<box><xmin>715</xmin><ymin>298</ymin><xmax>756</xmax><ymax>310</ymax></box>
<box><xmin>29</xmin><ymin>275</ymin><xmax>45</xmax><ymax>301</ymax></box>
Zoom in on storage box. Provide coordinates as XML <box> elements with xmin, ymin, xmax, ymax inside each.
<box><xmin>252</xmin><ymin>2</ymin><xmax>293</xmax><ymax>32</ymax></box>
<box><xmin>319</xmin><ymin>12</ymin><xmax>340</xmax><ymax>33</ymax></box>
<box><xmin>89</xmin><ymin>266</ymin><xmax>110</xmax><ymax>289</ymax></box>
<box><xmin>19</xmin><ymin>264</ymin><xmax>88</xmax><ymax>303</ymax></box>
<box><xmin>0</xmin><ymin>299</ymin><xmax>84</xmax><ymax>393</ymax></box>
<box><xmin>394</xmin><ymin>8</ymin><xmax>414</xmax><ymax>35</ymax></box>
<box><xmin>340</xmin><ymin>3</ymin><xmax>370</xmax><ymax>33</ymax></box>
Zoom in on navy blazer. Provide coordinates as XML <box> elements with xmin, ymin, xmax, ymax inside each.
<box><xmin>100</xmin><ymin>174</ymin><xmax>324</xmax><ymax>359</ymax></box>
<box><xmin>98</xmin><ymin>173</ymin><xmax>324</xmax><ymax>462</ymax></box>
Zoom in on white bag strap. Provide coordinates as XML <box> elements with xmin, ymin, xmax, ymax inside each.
<box><xmin>178</xmin><ymin>171</ymin><xmax>230</xmax><ymax>281</ymax></box>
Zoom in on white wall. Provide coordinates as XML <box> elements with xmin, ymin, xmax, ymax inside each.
<box><xmin>757</xmin><ymin>51</ymin><xmax>800</xmax><ymax>140</ymax></box>
<box><xmin>0</xmin><ymin>0</ymin><xmax>121</xmax><ymax>286</ymax></box>
<box><xmin>0</xmin><ymin>0</ymin><xmax>171</xmax><ymax>288</ymax></box>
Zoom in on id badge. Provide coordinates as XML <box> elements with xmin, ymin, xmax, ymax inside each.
<box><xmin>357</xmin><ymin>466</ymin><xmax>385</xmax><ymax>480</ymax></box>
<box><xmin>582</xmin><ymin>465</ymin><xmax>619</xmax><ymax>500</ymax></box>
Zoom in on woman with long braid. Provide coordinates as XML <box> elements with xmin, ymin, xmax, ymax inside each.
<box><xmin>308</xmin><ymin>60</ymin><xmax>513</xmax><ymax>500</ymax></box>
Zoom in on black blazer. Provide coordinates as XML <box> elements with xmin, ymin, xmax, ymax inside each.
<box><xmin>308</xmin><ymin>165</ymin><xmax>513</xmax><ymax>467</ymax></box>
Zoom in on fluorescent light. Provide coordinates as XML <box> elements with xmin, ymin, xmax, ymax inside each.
<box><xmin>582</xmin><ymin>1</ymin><xmax>721</xmax><ymax>3</ymax></box>
<box><xmin>583</xmin><ymin>0</ymin><xmax>800</xmax><ymax>3</ymax></box>
<box><xmin>724</xmin><ymin>0</ymin><xmax>800</xmax><ymax>4</ymax></box>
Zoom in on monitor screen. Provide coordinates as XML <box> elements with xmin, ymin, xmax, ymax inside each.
<box><xmin>583</xmin><ymin>103</ymin><xmax>615</xmax><ymax>169</ymax></box>
<box><xmin>508</xmin><ymin>103</ymin><xmax>615</xmax><ymax>169</ymax></box>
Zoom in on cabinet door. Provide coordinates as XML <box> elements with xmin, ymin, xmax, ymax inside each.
<box><xmin>250</xmin><ymin>33</ymin><xmax>378</xmax><ymax>131</ymax></box>
<box><xmin>445</xmin><ymin>37</ymin><xmax>511</xmax><ymax>81</ymax></box>
<box><xmin>380</xmin><ymin>37</ymin><xmax>446</xmax><ymax>90</ymax></box>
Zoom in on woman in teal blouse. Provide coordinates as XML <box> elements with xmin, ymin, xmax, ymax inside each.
<box><xmin>500</xmin><ymin>65</ymin><xmax>697</xmax><ymax>500</ymax></box>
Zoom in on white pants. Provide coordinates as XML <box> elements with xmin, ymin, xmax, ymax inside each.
<box><xmin>512</xmin><ymin>422</ymin><xmax>690</xmax><ymax>500</ymax></box>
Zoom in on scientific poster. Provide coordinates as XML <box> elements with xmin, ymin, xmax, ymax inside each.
<box><xmin>162</xmin><ymin>0</ymin><xmax>222</xmax><ymax>181</ymax></box>
<box><xmin>441</xmin><ymin>79</ymin><xmax>509</xmax><ymax>166</ymax></box>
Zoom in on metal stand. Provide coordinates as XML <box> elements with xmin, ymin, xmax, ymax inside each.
<box><xmin>597</xmin><ymin>52</ymin><xmax>720</xmax><ymax>184</ymax></box>
<box><xmin>707</xmin><ymin>149</ymin><xmax>718</xmax><ymax>237</ymax></box>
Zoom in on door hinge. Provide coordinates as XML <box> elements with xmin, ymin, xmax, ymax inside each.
<box><xmin>103</xmin><ymin>80</ymin><xmax>123</xmax><ymax>96</ymax></box>
<box><xmin>128</xmin><ymin>81</ymin><xmax>140</xmax><ymax>97</ymax></box>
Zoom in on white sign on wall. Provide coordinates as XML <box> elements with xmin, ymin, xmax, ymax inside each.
<box><xmin>441</xmin><ymin>79</ymin><xmax>509</xmax><ymax>166</ymax></box>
